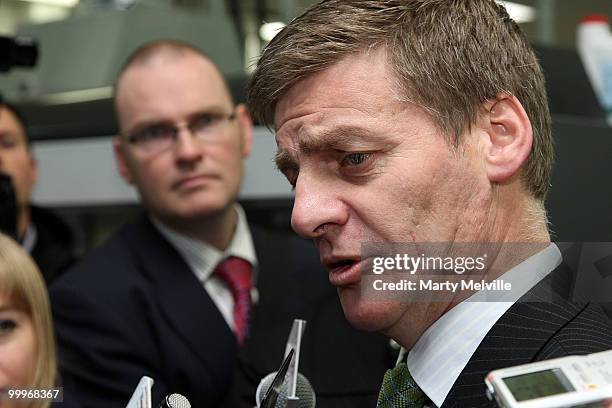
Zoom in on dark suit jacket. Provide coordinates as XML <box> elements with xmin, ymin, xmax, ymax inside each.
<box><xmin>30</xmin><ymin>205</ymin><xmax>75</xmax><ymax>284</ymax></box>
<box><xmin>51</xmin><ymin>216</ymin><xmax>238</xmax><ymax>408</ymax></box>
<box><xmin>440</xmin><ymin>244</ymin><xmax>612</xmax><ymax>408</ymax></box>
<box><xmin>51</xmin><ymin>215</ymin><xmax>393</xmax><ymax>408</ymax></box>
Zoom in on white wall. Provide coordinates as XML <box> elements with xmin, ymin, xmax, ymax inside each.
<box><xmin>31</xmin><ymin>126</ymin><xmax>293</xmax><ymax>206</ymax></box>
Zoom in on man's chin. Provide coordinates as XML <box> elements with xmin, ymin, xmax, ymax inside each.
<box><xmin>338</xmin><ymin>290</ymin><xmax>400</xmax><ymax>332</ymax></box>
<box><xmin>151</xmin><ymin>199</ymin><xmax>234</xmax><ymax>225</ymax></box>
<box><xmin>174</xmin><ymin>193</ymin><xmax>235</xmax><ymax>216</ymax></box>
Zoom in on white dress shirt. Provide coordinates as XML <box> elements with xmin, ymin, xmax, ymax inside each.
<box><xmin>152</xmin><ymin>204</ymin><xmax>258</xmax><ymax>332</ymax></box>
<box><xmin>408</xmin><ymin>244</ymin><xmax>563</xmax><ymax>408</ymax></box>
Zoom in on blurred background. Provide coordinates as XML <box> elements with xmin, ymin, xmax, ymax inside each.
<box><xmin>1</xmin><ymin>0</ymin><xmax>611</xmax><ymax>253</ymax></box>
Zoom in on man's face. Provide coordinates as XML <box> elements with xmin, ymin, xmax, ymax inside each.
<box><xmin>114</xmin><ymin>55</ymin><xmax>252</xmax><ymax>224</ymax></box>
<box><xmin>0</xmin><ymin>108</ymin><xmax>37</xmax><ymax>210</ymax></box>
<box><xmin>274</xmin><ymin>50</ymin><xmax>489</xmax><ymax>339</ymax></box>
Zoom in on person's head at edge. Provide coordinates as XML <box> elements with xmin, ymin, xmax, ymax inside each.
<box><xmin>0</xmin><ymin>233</ymin><xmax>56</xmax><ymax>408</ymax></box>
<box><xmin>0</xmin><ymin>103</ymin><xmax>38</xmax><ymax>239</ymax></box>
<box><xmin>247</xmin><ymin>0</ymin><xmax>553</xmax><ymax>348</ymax></box>
<box><xmin>113</xmin><ymin>40</ymin><xmax>253</xmax><ymax>250</ymax></box>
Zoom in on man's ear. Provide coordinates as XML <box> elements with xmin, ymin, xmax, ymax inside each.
<box><xmin>482</xmin><ymin>95</ymin><xmax>533</xmax><ymax>183</ymax></box>
<box><xmin>113</xmin><ymin>136</ymin><xmax>135</xmax><ymax>185</ymax></box>
<box><xmin>235</xmin><ymin>104</ymin><xmax>253</xmax><ymax>157</ymax></box>
<box><xmin>28</xmin><ymin>151</ymin><xmax>38</xmax><ymax>187</ymax></box>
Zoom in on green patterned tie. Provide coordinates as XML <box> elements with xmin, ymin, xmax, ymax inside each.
<box><xmin>377</xmin><ymin>362</ymin><xmax>427</xmax><ymax>408</ymax></box>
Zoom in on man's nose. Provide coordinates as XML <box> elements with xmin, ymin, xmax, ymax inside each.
<box><xmin>291</xmin><ymin>172</ymin><xmax>348</xmax><ymax>239</ymax></box>
<box><xmin>173</xmin><ymin>126</ymin><xmax>203</xmax><ymax>163</ymax></box>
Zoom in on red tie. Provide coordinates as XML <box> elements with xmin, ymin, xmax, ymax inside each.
<box><xmin>214</xmin><ymin>256</ymin><xmax>253</xmax><ymax>345</ymax></box>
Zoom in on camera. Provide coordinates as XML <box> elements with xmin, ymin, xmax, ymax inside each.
<box><xmin>0</xmin><ymin>35</ymin><xmax>38</xmax><ymax>72</ymax></box>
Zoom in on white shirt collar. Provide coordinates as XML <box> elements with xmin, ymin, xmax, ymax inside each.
<box><xmin>151</xmin><ymin>204</ymin><xmax>258</xmax><ymax>284</ymax></box>
<box><xmin>407</xmin><ymin>243</ymin><xmax>562</xmax><ymax>408</ymax></box>
<box><xmin>21</xmin><ymin>223</ymin><xmax>37</xmax><ymax>253</ymax></box>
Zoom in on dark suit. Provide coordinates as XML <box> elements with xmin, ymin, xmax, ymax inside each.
<box><xmin>51</xmin><ymin>216</ymin><xmax>238</xmax><ymax>408</ymax></box>
<box><xmin>30</xmin><ymin>206</ymin><xmax>75</xmax><ymax>285</ymax></box>
<box><xmin>441</xmin><ymin>244</ymin><xmax>612</xmax><ymax>408</ymax></box>
<box><xmin>51</xmin><ymin>215</ymin><xmax>392</xmax><ymax>408</ymax></box>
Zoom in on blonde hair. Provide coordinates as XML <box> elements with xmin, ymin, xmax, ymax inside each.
<box><xmin>0</xmin><ymin>233</ymin><xmax>57</xmax><ymax>408</ymax></box>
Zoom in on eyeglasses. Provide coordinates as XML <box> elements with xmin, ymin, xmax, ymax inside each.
<box><xmin>126</xmin><ymin>111</ymin><xmax>237</xmax><ymax>154</ymax></box>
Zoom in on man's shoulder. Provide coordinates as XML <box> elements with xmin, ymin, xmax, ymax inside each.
<box><xmin>538</xmin><ymin>302</ymin><xmax>612</xmax><ymax>358</ymax></box>
<box><xmin>50</xmin><ymin>217</ymin><xmax>159</xmax><ymax>293</ymax></box>
<box><xmin>442</xmin><ymin>302</ymin><xmax>612</xmax><ymax>408</ymax></box>
<box><xmin>488</xmin><ymin>299</ymin><xmax>612</xmax><ymax>358</ymax></box>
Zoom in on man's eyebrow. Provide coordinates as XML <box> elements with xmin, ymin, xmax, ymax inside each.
<box><xmin>298</xmin><ymin>126</ymin><xmax>374</xmax><ymax>154</ymax></box>
<box><xmin>125</xmin><ymin>119</ymin><xmax>171</xmax><ymax>136</ymax></box>
<box><xmin>274</xmin><ymin>126</ymin><xmax>377</xmax><ymax>172</ymax></box>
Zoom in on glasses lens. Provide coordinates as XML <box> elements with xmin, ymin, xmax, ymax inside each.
<box><xmin>131</xmin><ymin>125</ymin><xmax>175</xmax><ymax>152</ymax></box>
<box><xmin>190</xmin><ymin>113</ymin><xmax>224</xmax><ymax>138</ymax></box>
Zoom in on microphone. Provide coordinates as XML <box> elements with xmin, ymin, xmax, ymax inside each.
<box><xmin>125</xmin><ymin>376</ymin><xmax>154</xmax><ymax>408</ymax></box>
<box><xmin>124</xmin><ymin>376</ymin><xmax>190</xmax><ymax>408</ymax></box>
<box><xmin>159</xmin><ymin>394</ymin><xmax>191</xmax><ymax>408</ymax></box>
<box><xmin>256</xmin><ymin>372</ymin><xmax>315</xmax><ymax>408</ymax></box>
<box><xmin>255</xmin><ymin>319</ymin><xmax>316</xmax><ymax>408</ymax></box>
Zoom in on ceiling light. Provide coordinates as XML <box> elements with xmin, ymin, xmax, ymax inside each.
<box><xmin>37</xmin><ymin>87</ymin><xmax>113</xmax><ymax>106</ymax></box>
<box><xmin>259</xmin><ymin>22</ymin><xmax>286</xmax><ymax>42</ymax></box>
<box><xmin>20</xmin><ymin>0</ymin><xmax>79</xmax><ymax>7</ymax></box>
<box><xmin>496</xmin><ymin>1</ymin><xmax>537</xmax><ymax>23</ymax></box>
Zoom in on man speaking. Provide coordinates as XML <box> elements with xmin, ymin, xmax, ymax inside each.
<box><xmin>247</xmin><ymin>1</ymin><xmax>612</xmax><ymax>407</ymax></box>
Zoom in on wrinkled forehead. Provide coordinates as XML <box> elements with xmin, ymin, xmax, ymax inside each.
<box><xmin>273</xmin><ymin>49</ymin><xmax>400</xmax><ymax>133</ymax></box>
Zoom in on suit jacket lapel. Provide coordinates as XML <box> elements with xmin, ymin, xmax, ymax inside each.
<box><xmin>250</xmin><ymin>225</ymin><xmax>291</xmax><ymax>322</ymax></box>
<box><xmin>241</xmin><ymin>226</ymin><xmax>292</xmax><ymax>369</ymax></box>
<box><xmin>441</xmin><ymin>251</ymin><xmax>585</xmax><ymax>408</ymax></box>
<box><xmin>124</xmin><ymin>216</ymin><xmax>238</xmax><ymax>381</ymax></box>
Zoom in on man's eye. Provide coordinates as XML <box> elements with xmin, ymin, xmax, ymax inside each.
<box><xmin>341</xmin><ymin>152</ymin><xmax>371</xmax><ymax>166</ymax></box>
<box><xmin>192</xmin><ymin>114</ymin><xmax>219</xmax><ymax>131</ymax></box>
<box><xmin>132</xmin><ymin>127</ymin><xmax>172</xmax><ymax>144</ymax></box>
<box><xmin>145</xmin><ymin>126</ymin><xmax>173</xmax><ymax>140</ymax></box>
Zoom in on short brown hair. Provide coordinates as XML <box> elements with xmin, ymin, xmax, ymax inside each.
<box><xmin>248</xmin><ymin>0</ymin><xmax>553</xmax><ymax>200</ymax></box>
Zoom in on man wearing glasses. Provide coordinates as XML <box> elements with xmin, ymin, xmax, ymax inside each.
<box><xmin>49</xmin><ymin>40</ymin><xmax>380</xmax><ymax>408</ymax></box>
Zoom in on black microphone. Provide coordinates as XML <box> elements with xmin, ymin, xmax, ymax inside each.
<box><xmin>159</xmin><ymin>394</ymin><xmax>191</xmax><ymax>408</ymax></box>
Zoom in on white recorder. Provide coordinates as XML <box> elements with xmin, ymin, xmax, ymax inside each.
<box><xmin>485</xmin><ymin>349</ymin><xmax>612</xmax><ymax>408</ymax></box>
